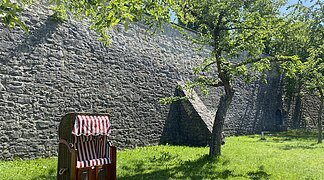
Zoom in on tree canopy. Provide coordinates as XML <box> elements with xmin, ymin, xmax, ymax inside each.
<box><xmin>51</xmin><ymin>0</ymin><xmax>178</xmax><ymax>45</ymax></box>
<box><xmin>171</xmin><ymin>0</ymin><xmax>304</xmax><ymax>157</ymax></box>
<box><xmin>0</xmin><ymin>0</ymin><xmax>177</xmax><ymax>45</ymax></box>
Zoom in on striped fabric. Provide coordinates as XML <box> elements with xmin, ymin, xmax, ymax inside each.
<box><xmin>74</xmin><ymin>136</ymin><xmax>111</xmax><ymax>168</ymax></box>
<box><xmin>72</xmin><ymin>115</ymin><xmax>111</xmax><ymax>136</ymax></box>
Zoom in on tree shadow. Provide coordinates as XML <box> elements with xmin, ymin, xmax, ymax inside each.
<box><xmin>119</xmin><ymin>155</ymin><xmax>245</xmax><ymax>179</ymax></box>
<box><xmin>31</xmin><ymin>167</ymin><xmax>56</xmax><ymax>180</ymax></box>
<box><xmin>252</xmin><ymin>67</ymin><xmax>284</xmax><ymax>133</ymax></box>
<box><xmin>271</xmin><ymin>130</ymin><xmax>318</xmax><ymax>142</ymax></box>
<box><xmin>247</xmin><ymin>171</ymin><xmax>270</xmax><ymax>180</ymax></box>
<box><xmin>279</xmin><ymin>144</ymin><xmax>323</xmax><ymax>150</ymax></box>
<box><xmin>247</xmin><ymin>166</ymin><xmax>271</xmax><ymax>180</ymax></box>
<box><xmin>0</xmin><ymin>16</ymin><xmax>60</xmax><ymax>65</ymax></box>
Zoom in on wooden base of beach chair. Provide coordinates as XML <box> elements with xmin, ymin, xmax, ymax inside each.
<box><xmin>76</xmin><ymin>164</ymin><xmax>116</xmax><ymax>180</ymax></box>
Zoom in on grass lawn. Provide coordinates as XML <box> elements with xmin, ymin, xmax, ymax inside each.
<box><xmin>0</xmin><ymin>131</ymin><xmax>323</xmax><ymax>179</ymax></box>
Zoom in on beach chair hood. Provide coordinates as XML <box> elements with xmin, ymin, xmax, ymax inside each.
<box><xmin>72</xmin><ymin>115</ymin><xmax>111</xmax><ymax>136</ymax></box>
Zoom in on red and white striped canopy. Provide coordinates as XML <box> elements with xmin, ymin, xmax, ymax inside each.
<box><xmin>72</xmin><ymin>115</ymin><xmax>111</xmax><ymax>136</ymax></box>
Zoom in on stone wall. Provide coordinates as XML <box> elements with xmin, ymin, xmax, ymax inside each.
<box><xmin>197</xmin><ymin>67</ymin><xmax>285</xmax><ymax>135</ymax></box>
<box><xmin>282</xmin><ymin>88</ymin><xmax>321</xmax><ymax>129</ymax></box>
<box><xmin>0</xmin><ymin>3</ymin><xmax>203</xmax><ymax>159</ymax></box>
<box><xmin>0</xmin><ymin>2</ymin><xmax>320</xmax><ymax>159</ymax></box>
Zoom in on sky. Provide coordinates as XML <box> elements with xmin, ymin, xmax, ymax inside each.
<box><xmin>171</xmin><ymin>0</ymin><xmax>314</xmax><ymax>23</ymax></box>
<box><xmin>281</xmin><ymin>0</ymin><xmax>313</xmax><ymax>13</ymax></box>
<box><xmin>286</xmin><ymin>0</ymin><xmax>313</xmax><ymax>6</ymax></box>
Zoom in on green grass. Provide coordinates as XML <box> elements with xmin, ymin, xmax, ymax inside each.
<box><xmin>1</xmin><ymin>131</ymin><xmax>324</xmax><ymax>179</ymax></box>
<box><xmin>0</xmin><ymin>157</ymin><xmax>57</xmax><ymax>180</ymax></box>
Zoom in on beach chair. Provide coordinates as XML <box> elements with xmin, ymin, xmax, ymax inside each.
<box><xmin>57</xmin><ymin>113</ymin><xmax>116</xmax><ymax>180</ymax></box>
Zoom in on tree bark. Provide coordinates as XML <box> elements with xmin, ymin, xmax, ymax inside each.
<box><xmin>209</xmin><ymin>12</ymin><xmax>233</xmax><ymax>158</ymax></box>
<box><xmin>317</xmin><ymin>97</ymin><xmax>323</xmax><ymax>143</ymax></box>
<box><xmin>209</xmin><ymin>86</ymin><xmax>234</xmax><ymax>157</ymax></box>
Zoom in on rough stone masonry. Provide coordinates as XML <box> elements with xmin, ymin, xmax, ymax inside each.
<box><xmin>0</xmin><ymin>2</ymin><xmax>320</xmax><ymax>159</ymax></box>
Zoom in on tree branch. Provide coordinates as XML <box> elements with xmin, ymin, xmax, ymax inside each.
<box><xmin>202</xmin><ymin>61</ymin><xmax>217</xmax><ymax>72</ymax></box>
<box><xmin>231</xmin><ymin>55</ymin><xmax>291</xmax><ymax>68</ymax></box>
<box><xmin>199</xmin><ymin>79</ymin><xmax>224</xmax><ymax>87</ymax></box>
<box><xmin>220</xmin><ymin>26</ymin><xmax>263</xmax><ymax>31</ymax></box>
<box><xmin>210</xmin><ymin>81</ymin><xmax>224</xmax><ymax>87</ymax></box>
<box><xmin>232</xmin><ymin>57</ymin><xmax>266</xmax><ymax>68</ymax></box>
<box><xmin>232</xmin><ymin>31</ymin><xmax>258</xmax><ymax>47</ymax></box>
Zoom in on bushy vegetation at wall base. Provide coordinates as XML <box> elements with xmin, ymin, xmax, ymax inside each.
<box><xmin>0</xmin><ymin>131</ymin><xmax>323</xmax><ymax>179</ymax></box>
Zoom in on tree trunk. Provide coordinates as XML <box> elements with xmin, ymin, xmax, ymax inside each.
<box><xmin>209</xmin><ymin>89</ymin><xmax>234</xmax><ymax>157</ymax></box>
<box><xmin>317</xmin><ymin>97</ymin><xmax>323</xmax><ymax>143</ymax></box>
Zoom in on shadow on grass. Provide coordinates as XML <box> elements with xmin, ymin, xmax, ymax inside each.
<box><xmin>279</xmin><ymin>144</ymin><xmax>324</xmax><ymax>150</ymax></box>
<box><xmin>119</xmin><ymin>155</ymin><xmax>245</xmax><ymax>180</ymax></box>
<box><xmin>246</xmin><ymin>130</ymin><xmax>318</xmax><ymax>144</ymax></box>
<box><xmin>31</xmin><ymin>167</ymin><xmax>56</xmax><ymax>180</ymax></box>
<box><xmin>272</xmin><ymin>130</ymin><xmax>318</xmax><ymax>141</ymax></box>
<box><xmin>252</xmin><ymin>130</ymin><xmax>319</xmax><ymax>144</ymax></box>
<box><xmin>247</xmin><ymin>166</ymin><xmax>271</xmax><ymax>180</ymax></box>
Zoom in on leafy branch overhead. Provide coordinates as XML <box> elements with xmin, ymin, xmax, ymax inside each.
<box><xmin>1</xmin><ymin>0</ymin><xmax>179</xmax><ymax>45</ymax></box>
<box><xmin>0</xmin><ymin>0</ymin><xmax>31</xmax><ymax>32</ymax></box>
<box><xmin>50</xmin><ymin>0</ymin><xmax>177</xmax><ymax>46</ymax></box>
